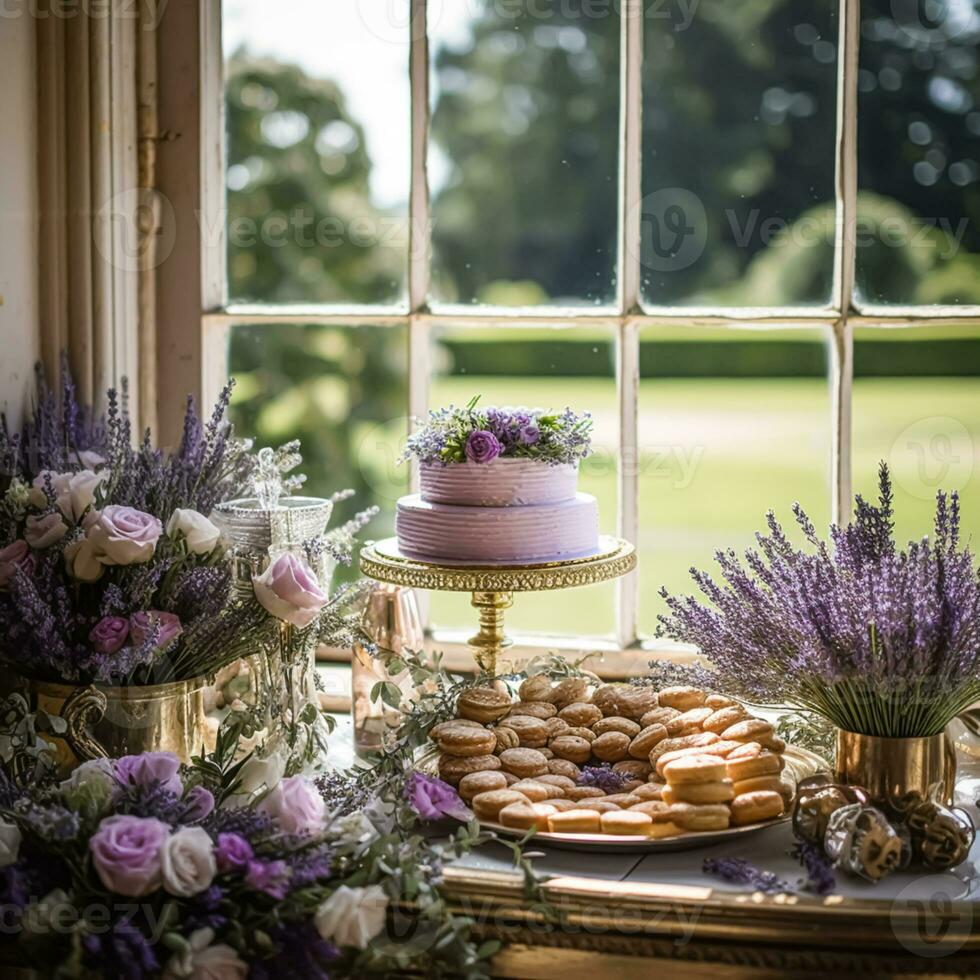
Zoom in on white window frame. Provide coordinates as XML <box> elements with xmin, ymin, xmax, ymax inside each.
<box><xmin>190</xmin><ymin>0</ymin><xmax>980</xmax><ymax>673</ymax></box>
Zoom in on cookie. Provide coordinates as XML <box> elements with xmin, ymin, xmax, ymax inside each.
<box><xmin>726</xmin><ymin>749</ymin><xmax>782</xmax><ymax>782</ymax></box>
<box><xmin>732</xmin><ymin>775</ymin><xmax>786</xmax><ymax>798</ymax></box>
<box><xmin>655</xmin><ymin>744</ymin><xmax>728</xmax><ymax>778</ymax></box>
<box><xmin>594</xmin><ymin>717</ymin><xmax>641</xmax><ymax>738</ymax></box>
<box><xmin>669</xmin><ymin>802</ymin><xmax>731</xmax><ymax>832</ymax></box>
<box><xmin>628</xmin><ymin>800</ymin><xmax>670</xmax><ymax>817</ymax></box>
<box><xmin>548</xmin><ymin>735</ymin><xmax>592</xmax><ymax>764</ymax></box>
<box><xmin>558</xmin><ymin>702</ymin><xmax>602</xmax><ymax>728</ymax></box>
<box><xmin>600</xmin><ymin>793</ymin><xmax>636</xmax><ymax>808</ymax></box>
<box><xmin>600</xmin><ymin>810</ymin><xmax>654</xmax><ymax>836</ymax></box>
<box><xmin>548</xmin><ymin>808</ymin><xmax>602</xmax><ymax>834</ymax></box>
<box><xmin>436</xmin><ymin>726</ymin><xmax>497</xmax><ymax>758</ymax></box>
<box><xmin>438</xmin><ymin>753</ymin><xmax>501</xmax><ymax>785</ymax></box>
<box><xmin>498</xmin><ymin>747</ymin><xmax>550</xmax><ymax>779</ymax></box>
<box><xmin>472</xmin><ymin>789</ymin><xmax>530</xmax><ymax>821</ymax></box>
<box><xmin>564</xmin><ymin>785</ymin><xmax>606</xmax><ymax>801</ymax></box>
<box><xmin>551</xmin><ymin>677</ymin><xmax>590</xmax><ymax>707</ymax></box>
<box><xmin>647</xmin><ymin>808</ymin><xmax>684</xmax><ymax>838</ymax></box>
<box><xmin>509</xmin><ymin>779</ymin><xmax>555</xmax><ymax>802</ymax></box>
<box><xmin>631</xmin><ymin>782</ymin><xmax>665</xmax><ymax>801</ymax></box>
<box><xmin>657</xmin><ymin>686</ymin><xmax>706</xmax><ymax>712</ymax></box>
<box><xmin>702</xmin><ymin>705</ymin><xmax>749</xmax><ymax>734</ymax></box>
<box><xmin>538</xmin><ymin>746</ymin><xmax>554</xmax><ymax>760</ymax></box>
<box><xmin>613</xmin><ymin>759</ymin><xmax>653</xmax><ymax>779</ymax></box>
<box><xmin>575</xmin><ymin>799</ymin><xmax>622</xmax><ymax>814</ymax></box>
<box><xmin>629</xmin><ymin>723</ymin><xmax>668</xmax><ymax>759</ymax></box>
<box><xmin>535</xmin><ymin>773</ymin><xmax>577</xmax><ymax>794</ymax></box>
<box><xmin>498</xmin><ymin>801</ymin><xmax>557</xmax><ymax>830</ymax></box>
<box><xmin>695</xmin><ymin>739</ymin><xmax>743</xmax><ymax>758</ymax></box>
<box><xmin>519</xmin><ymin>675</ymin><xmax>555</xmax><ymax>703</ymax></box>
<box><xmin>722</xmin><ymin>718</ymin><xmax>774</xmax><ymax>744</ymax></box>
<box><xmin>663</xmin><ymin>779</ymin><xmax>734</xmax><ymax>805</ymax></box>
<box><xmin>591</xmin><ymin>684</ymin><xmax>659</xmax><ymax>721</ymax></box>
<box><xmin>458</xmin><ymin>770</ymin><xmax>508</xmax><ymax>801</ymax></box>
<box><xmin>498</xmin><ymin>715</ymin><xmax>550</xmax><ymax>747</ymax></box>
<box><xmin>592</xmin><ymin>731</ymin><xmax>631</xmax><ymax>763</ymax></box>
<box><xmin>501</xmin><ymin>771</ymin><xmax>520</xmax><ymax>786</ymax></box>
<box><xmin>564</xmin><ymin>727</ymin><xmax>597</xmax><ymax>743</ymax></box>
<box><xmin>649</xmin><ymin>731</ymin><xmax>719</xmax><ymax>766</ymax></box>
<box><xmin>429</xmin><ymin>719</ymin><xmax>485</xmax><ymax>741</ymax></box>
<box><xmin>662</xmin><ymin>753</ymin><xmax>727</xmax><ymax>785</ymax></box>
<box><xmin>541</xmin><ymin>798</ymin><xmax>580</xmax><ymax>812</ymax></box>
<box><xmin>507</xmin><ymin>701</ymin><xmax>557</xmax><ymax>720</ymax></box>
<box><xmin>730</xmin><ymin>790</ymin><xmax>784</xmax><ymax>825</ymax></box>
<box><xmin>545</xmin><ymin>717</ymin><xmax>570</xmax><ymax>739</ymax></box>
<box><xmin>665</xmin><ymin>706</ymin><xmax>714</xmax><ymax>737</ymax></box>
<box><xmin>457</xmin><ymin>687</ymin><xmax>512</xmax><ymax>723</ymax></box>
<box><xmin>490</xmin><ymin>726</ymin><xmax>520</xmax><ymax>753</ymax></box>
<box><xmin>704</xmin><ymin>694</ymin><xmax>737</xmax><ymax>710</ymax></box>
<box><xmin>547</xmin><ymin>758</ymin><xmax>582</xmax><ymax>780</ymax></box>
<box><xmin>639</xmin><ymin>706</ymin><xmax>680</xmax><ymax>728</ymax></box>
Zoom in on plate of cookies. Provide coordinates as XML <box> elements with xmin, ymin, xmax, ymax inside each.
<box><xmin>426</xmin><ymin>675</ymin><xmax>828</xmax><ymax>852</ymax></box>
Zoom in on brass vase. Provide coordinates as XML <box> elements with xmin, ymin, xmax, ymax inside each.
<box><xmin>30</xmin><ymin>676</ymin><xmax>213</xmax><ymax>776</ymax></box>
<box><xmin>835</xmin><ymin>729</ymin><xmax>956</xmax><ymax>805</ymax></box>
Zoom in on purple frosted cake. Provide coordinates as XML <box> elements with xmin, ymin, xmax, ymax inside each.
<box><xmin>396</xmin><ymin>402</ymin><xmax>598</xmax><ymax>564</ymax></box>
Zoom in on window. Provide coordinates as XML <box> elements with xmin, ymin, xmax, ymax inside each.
<box><xmin>197</xmin><ymin>0</ymin><xmax>980</xmax><ymax>669</ymax></box>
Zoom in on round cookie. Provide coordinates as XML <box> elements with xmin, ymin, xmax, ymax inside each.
<box><xmin>548</xmin><ymin>758</ymin><xmax>582</xmax><ymax>780</ymax></box>
<box><xmin>665</xmin><ymin>706</ymin><xmax>714</xmax><ymax>737</ymax></box>
<box><xmin>730</xmin><ymin>790</ymin><xmax>784</xmax><ymax>826</ymax></box>
<box><xmin>647</xmin><ymin>808</ymin><xmax>684</xmax><ymax>839</ymax></box>
<box><xmin>437</xmin><ymin>726</ymin><xmax>497</xmax><ymax>758</ymax></box>
<box><xmin>614</xmin><ymin>759</ymin><xmax>653</xmax><ymax>779</ymax></box>
<box><xmin>429</xmin><ymin>719</ymin><xmax>485</xmax><ymax>741</ymax></box>
<box><xmin>629</xmin><ymin>723</ymin><xmax>668</xmax><ymax>759</ymax></box>
<box><xmin>541</xmin><ymin>798</ymin><xmax>580</xmax><ymax>812</ymax></box>
<box><xmin>663</xmin><ymin>780</ymin><xmax>734</xmax><ymax>805</ymax></box>
<box><xmin>548</xmin><ymin>735</ymin><xmax>592</xmax><ymax>765</ymax></box>
<box><xmin>640</xmin><ymin>706</ymin><xmax>681</xmax><ymax>728</ymax></box>
<box><xmin>548</xmin><ymin>808</ymin><xmax>602</xmax><ymax>834</ymax></box>
<box><xmin>662</xmin><ymin>753</ymin><xmax>727</xmax><ymax>785</ymax></box>
<box><xmin>669</xmin><ymin>802</ymin><xmax>731</xmax><ymax>832</ymax></box>
<box><xmin>594</xmin><ymin>717</ymin><xmax>641</xmax><ymax>738</ymax></box>
<box><xmin>629</xmin><ymin>800</ymin><xmax>670</xmax><ymax>817</ymax></box>
<box><xmin>564</xmin><ymin>727</ymin><xmax>597</xmax><ymax>743</ymax></box>
<box><xmin>438</xmin><ymin>753</ymin><xmax>501</xmax><ymax>785</ymax></box>
<box><xmin>657</xmin><ymin>686</ymin><xmax>706</xmax><ymax>712</ymax></box>
<box><xmin>538</xmin><ymin>747</ymin><xmax>554</xmax><ymax>759</ymax></box>
<box><xmin>726</xmin><ymin>749</ymin><xmax>782</xmax><ymax>782</ymax></box>
<box><xmin>732</xmin><ymin>774</ymin><xmax>786</xmax><ymax>798</ymax></box>
<box><xmin>702</xmin><ymin>705</ymin><xmax>749</xmax><ymax>734</ymax></box>
<box><xmin>472</xmin><ymin>789</ymin><xmax>530</xmax><ymax>821</ymax></box>
<box><xmin>591</xmin><ymin>684</ymin><xmax>659</xmax><ymax>721</ymax></box>
<box><xmin>649</xmin><ymin>731</ymin><xmax>719</xmax><ymax>766</ymax></box>
<box><xmin>705</xmin><ymin>694</ymin><xmax>737</xmax><ymax>710</ymax></box>
<box><xmin>632</xmin><ymin>782</ymin><xmax>665</xmax><ymax>801</ymax></box>
<box><xmin>490</xmin><ymin>726</ymin><xmax>520</xmax><ymax>753</ymax></box>
<box><xmin>498</xmin><ymin>714</ymin><xmax>550</xmax><ymax>747</ymax></box>
<box><xmin>600</xmin><ymin>810</ymin><xmax>654</xmax><ymax>836</ymax></box>
<box><xmin>558</xmin><ymin>701</ymin><xmax>603</xmax><ymax>728</ymax></box>
<box><xmin>601</xmin><ymin>793</ymin><xmax>637</xmax><ymax>808</ymax></box>
<box><xmin>509</xmin><ymin>779</ymin><xmax>555</xmax><ymax>802</ymax></box>
<box><xmin>499</xmin><ymin>801</ymin><xmax>557</xmax><ymax>830</ymax></box>
<box><xmin>457</xmin><ymin>686</ymin><xmax>512</xmax><ymax>723</ymax></box>
<box><xmin>545</xmin><ymin>717</ymin><xmax>571</xmax><ymax>738</ymax></box>
<box><xmin>722</xmin><ymin>718</ymin><xmax>774</xmax><ymax>743</ymax></box>
<box><xmin>575</xmin><ymin>799</ymin><xmax>622</xmax><ymax>814</ymax></box>
<box><xmin>655</xmin><ymin>744</ymin><xmax>729</xmax><ymax>777</ymax></box>
<box><xmin>458</xmin><ymin>770</ymin><xmax>508</xmax><ymax>801</ymax></box>
<box><xmin>564</xmin><ymin>785</ymin><xmax>606</xmax><ymax>801</ymax></box>
<box><xmin>519</xmin><ymin>674</ymin><xmax>555</xmax><ymax>703</ymax></box>
<box><xmin>498</xmin><ymin>747</ymin><xmax>550</xmax><ymax>779</ymax></box>
<box><xmin>501</xmin><ymin>771</ymin><xmax>520</xmax><ymax>786</ymax></box>
<box><xmin>551</xmin><ymin>677</ymin><xmax>590</xmax><ymax>707</ymax></box>
<box><xmin>536</xmin><ymin>773</ymin><xmax>577</xmax><ymax>794</ymax></box>
<box><xmin>592</xmin><ymin>731</ymin><xmax>631</xmax><ymax>763</ymax></box>
<box><xmin>507</xmin><ymin>701</ymin><xmax>557</xmax><ymax>720</ymax></box>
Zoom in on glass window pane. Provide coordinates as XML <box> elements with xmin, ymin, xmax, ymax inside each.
<box><xmin>638</xmin><ymin>327</ymin><xmax>831</xmax><ymax>635</ymax></box>
<box><xmin>429</xmin><ymin>4</ymin><xmax>620</xmax><ymax>308</ymax></box>
<box><xmin>223</xmin><ymin>0</ymin><xmax>410</xmax><ymax>305</ymax></box>
<box><xmin>853</xmin><ymin>325</ymin><xmax>980</xmax><ymax>542</ymax></box>
<box><xmin>427</xmin><ymin>326</ymin><xmax>617</xmax><ymax>636</ymax></box>
<box><xmin>640</xmin><ymin>2</ymin><xmax>838</xmax><ymax>307</ymax></box>
<box><xmin>227</xmin><ymin>324</ymin><xmax>409</xmax><ymax>583</ymax></box>
<box><xmin>856</xmin><ymin>1</ymin><xmax>980</xmax><ymax>306</ymax></box>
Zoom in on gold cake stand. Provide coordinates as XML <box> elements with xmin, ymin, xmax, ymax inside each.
<box><xmin>360</xmin><ymin>535</ymin><xmax>636</xmax><ymax>674</ymax></box>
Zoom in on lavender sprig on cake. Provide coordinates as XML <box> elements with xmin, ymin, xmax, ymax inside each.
<box><xmin>401</xmin><ymin>398</ymin><xmax>592</xmax><ymax>467</ymax></box>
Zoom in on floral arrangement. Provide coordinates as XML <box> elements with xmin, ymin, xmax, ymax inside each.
<box><xmin>657</xmin><ymin>465</ymin><xmax>980</xmax><ymax>738</ymax></box>
<box><xmin>401</xmin><ymin>396</ymin><xmax>592</xmax><ymax>466</ymax></box>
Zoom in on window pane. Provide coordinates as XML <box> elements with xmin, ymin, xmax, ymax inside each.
<box><xmin>429</xmin><ymin>4</ymin><xmax>620</xmax><ymax>307</ymax></box>
<box><xmin>640</xmin><ymin>2</ymin><xmax>838</xmax><ymax>307</ymax></box>
<box><xmin>227</xmin><ymin>324</ymin><xmax>409</xmax><ymax>583</ymax></box>
<box><xmin>638</xmin><ymin>327</ymin><xmax>831</xmax><ymax>634</ymax></box>
<box><xmin>223</xmin><ymin>0</ymin><xmax>410</xmax><ymax>305</ymax></box>
<box><xmin>853</xmin><ymin>325</ymin><xmax>980</xmax><ymax>542</ymax></box>
<box><xmin>856</xmin><ymin>1</ymin><xmax>980</xmax><ymax>306</ymax></box>
<box><xmin>427</xmin><ymin>326</ymin><xmax>617</xmax><ymax>636</ymax></box>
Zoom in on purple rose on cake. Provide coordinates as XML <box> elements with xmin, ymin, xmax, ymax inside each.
<box><xmin>464</xmin><ymin>430</ymin><xmax>502</xmax><ymax>464</ymax></box>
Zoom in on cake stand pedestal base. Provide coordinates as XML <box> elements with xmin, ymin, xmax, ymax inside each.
<box><xmin>468</xmin><ymin>591</ymin><xmax>514</xmax><ymax>673</ymax></box>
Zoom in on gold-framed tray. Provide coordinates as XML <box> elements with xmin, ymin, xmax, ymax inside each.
<box><xmin>476</xmin><ymin>745</ymin><xmax>827</xmax><ymax>853</ymax></box>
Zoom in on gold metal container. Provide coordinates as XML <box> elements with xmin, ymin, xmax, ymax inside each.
<box><xmin>834</xmin><ymin>729</ymin><xmax>956</xmax><ymax>805</ymax></box>
<box><xmin>31</xmin><ymin>676</ymin><xmax>213</xmax><ymax>775</ymax></box>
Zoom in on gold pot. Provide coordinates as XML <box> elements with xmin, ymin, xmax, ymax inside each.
<box><xmin>30</xmin><ymin>676</ymin><xmax>214</xmax><ymax>776</ymax></box>
<box><xmin>835</xmin><ymin>729</ymin><xmax>956</xmax><ymax>805</ymax></box>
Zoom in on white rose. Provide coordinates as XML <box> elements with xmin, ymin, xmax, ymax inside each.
<box><xmin>222</xmin><ymin>752</ymin><xmax>285</xmax><ymax>807</ymax></box>
<box><xmin>314</xmin><ymin>885</ymin><xmax>389</xmax><ymax>950</ymax></box>
<box><xmin>163</xmin><ymin>928</ymin><xmax>247</xmax><ymax>980</ymax></box>
<box><xmin>59</xmin><ymin>757</ymin><xmax>114</xmax><ymax>794</ymax></box>
<box><xmin>0</xmin><ymin>819</ymin><xmax>22</xmax><ymax>868</ymax></box>
<box><xmin>24</xmin><ymin>512</ymin><xmax>68</xmax><ymax>549</ymax></box>
<box><xmin>77</xmin><ymin>450</ymin><xmax>106</xmax><ymax>470</ymax></box>
<box><xmin>160</xmin><ymin>827</ymin><xmax>216</xmax><ymax>898</ymax></box>
<box><xmin>31</xmin><ymin>469</ymin><xmax>104</xmax><ymax>521</ymax></box>
<box><xmin>166</xmin><ymin>508</ymin><xmax>221</xmax><ymax>555</ymax></box>
<box><xmin>64</xmin><ymin>537</ymin><xmax>104</xmax><ymax>582</ymax></box>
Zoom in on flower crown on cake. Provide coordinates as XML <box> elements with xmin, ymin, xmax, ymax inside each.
<box><xmin>401</xmin><ymin>396</ymin><xmax>592</xmax><ymax>466</ymax></box>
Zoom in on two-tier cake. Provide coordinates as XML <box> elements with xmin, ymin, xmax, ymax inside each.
<box><xmin>395</xmin><ymin>402</ymin><xmax>598</xmax><ymax>564</ymax></box>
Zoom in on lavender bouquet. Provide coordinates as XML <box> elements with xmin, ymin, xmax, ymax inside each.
<box><xmin>658</xmin><ymin>465</ymin><xmax>980</xmax><ymax>738</ymax></box>
<box><xmin>0</xmin><ymin>365</ymin><xmax>256</xmax><ymax>686</ymax></box>
<box><xmin>401</xmin><ymin>396</ymin><xmax>592</xmax><ymax>466</ymax></box>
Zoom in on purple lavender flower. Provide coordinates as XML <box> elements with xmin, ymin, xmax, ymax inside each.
<box><xmin>465</xmin><ymin>430</ymin><xmax>502</xmax><ymax>464</ymax></box>
<box><xmin>702</xmin><ymin>857</ymin><xmax>793</xmax><ymax>894</ymax></box>
<box><xmin>577</xmin><ymin>764</ymin><xmax>629</xmax><ymax>794</ymax></box>
<box><xmin>792</xmin><ymin>839</ymin><xmax>836</xmax><ymax>895</ymax></box>
<box><xmin>404</xmin><ymin>772</ymin><xmax>472</xmax><ymax>822</ymax></box>
<box><xmin>248</xmin><ymin>921</ymin><xmax>338</xmax><ymax>980</ymax></box>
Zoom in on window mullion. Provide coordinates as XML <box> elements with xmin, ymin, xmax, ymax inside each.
<box><xmin>832</xmin><ymin>0</ymin><xmax>860</xmax><ymax>315</ymax></box>
<box><xmin>831</xmin><ymin>319</ymin><xmax>854</xmax><ymax>526</ymax></box>
<box><xmin>408</xmin><ymin>0</ymin><xmax>430</xmax><ymax>314</ymax></box>
<box><xmin>617</xmin><ymin>321</ymin><xmax>640</xmax><ymax>649</ymax></box>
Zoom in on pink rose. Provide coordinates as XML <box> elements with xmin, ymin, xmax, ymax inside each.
<box><xmin>115</xmin><ymin>751</ymin><xmax>184</xmax><ymax>795</ymax></box>
<box><xmin>130</xmin><ymin>611</ymin><xmax>182</xmax><ymax>651</ymax></box>
<box><xmin>89</xmin><ymin>815</ymin><xmax>169</xmax><ymax>897</ymax></box>
<box><xmin>0</xmin><ymin>541</ymin><xmax>33</xmax><ymax>588</ymax></box>
<box><xmin>88</xmin><ymin>505</ymin><xmax>163</xmax><ymax>565</ymax></box>
<box><xmin>24</xmin><ymin>512</ymin><xmax>68</xmax><ymax>549</ymax></box>
<box><xmin>89</xmin><ymin>616</ymin><xmax>130</xmax><ymax>655</ymax></box>
<box><xmin>252</xmin><ymin>553</ymin><xmax>327</xmax><ymax>629</ymax></box>
<box><xmin>257</xmin><ymin>775</ymin><xmax>325</xmax><ymax>835</ymax></box>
